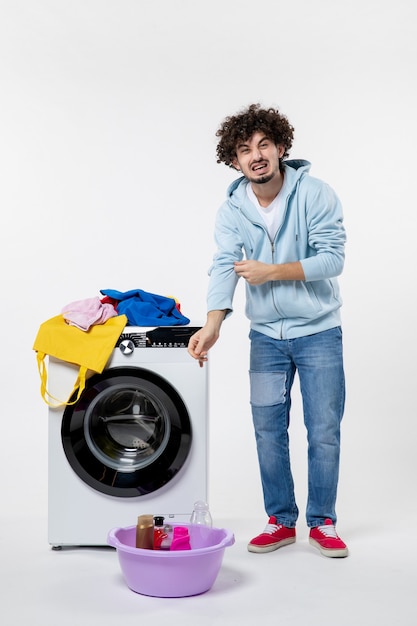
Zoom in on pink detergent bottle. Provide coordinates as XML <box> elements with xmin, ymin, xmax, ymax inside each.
<box><xmin>170</xmin><ymin>526</ymin><xmax>191</xmax><ymax>551</ymax></box>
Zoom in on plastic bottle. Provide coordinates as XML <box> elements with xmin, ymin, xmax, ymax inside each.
<box><xmin>153</xmin><ymin>516</ymin><xmax>173</xmax><ymax>550</ymax></box>
<box><xmin>135</xmin><ymin>514</ymin><xmax>154</xmax><ymax>549</ymax></box>
<box><xmin>190</xmin><ymin>500</ymin><xmax>213</xmax><ymax>527</ymax></box>
<box><xmin>153</xmin><ymin>516</ymin><xmax>166</xmax><ymax>550</ymax></box>
<box><xmin>170</xmin><ymin>526</ymin><xmax>191</xmax><ymax>551</ymax></box>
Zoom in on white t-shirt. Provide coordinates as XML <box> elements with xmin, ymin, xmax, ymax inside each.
<box><xmin>246</xmin><ymin>178</ymin><xmax>287</xmax><ymax>240</ymax></box>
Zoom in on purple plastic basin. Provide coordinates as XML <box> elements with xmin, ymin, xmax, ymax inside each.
<box><xmin>107</xmin><ymin>523</ymin><xmax>235</xmax><ymax>597</ymax></box>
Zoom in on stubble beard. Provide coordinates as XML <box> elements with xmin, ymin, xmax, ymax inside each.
<box><xmin>247</xmin><ymin>171</ymin><xmax>275</xmax><ymax>185</ymax></box>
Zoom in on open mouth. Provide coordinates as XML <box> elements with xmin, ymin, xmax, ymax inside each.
<box><xmin>252</xmin><ymin>162</ymin><xmax>268</xmax><ymax>173</ymax></box>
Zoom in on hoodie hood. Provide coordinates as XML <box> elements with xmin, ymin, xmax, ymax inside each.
<box><xmin>226</xmin><ymin>159</ymin><xmax>312</xmax><ymax>209</ymax></box>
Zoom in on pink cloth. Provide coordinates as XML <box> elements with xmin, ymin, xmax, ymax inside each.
<box><xmin>62</xmin><ymin>296</ymin><xmax>118</xmax><ymax>331</ymax></box>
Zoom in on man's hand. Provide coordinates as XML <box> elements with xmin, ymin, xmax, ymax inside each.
<box><xmin>187</xmin><ymin>311</ymin><xmax>225</xmax><ymax>367</ymax></box>
<box><xmin>234</xmin><ymin>259</ymin><xmax>306</xmax><ymax>283</ymax></box>
<box><xmin>234</xmin><ymin>260</ymin><xmax>273</xmax><ymax>285</ymax></box>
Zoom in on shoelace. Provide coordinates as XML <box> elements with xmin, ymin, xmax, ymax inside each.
<box><xmin>263</xmin><ymin>522</ymin><xmax>282</xmax><ymax>535</ymax></box>
<box><xmin>317</xmin><ymin>523</ymin><xmax>338</xmax><ymax>538</ymax></box>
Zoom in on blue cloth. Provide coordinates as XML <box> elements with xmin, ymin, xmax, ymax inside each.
<box><xmin>100</xmin><ymin>289</ymin><xmax>190</xmax><ymax>326</ymax></box>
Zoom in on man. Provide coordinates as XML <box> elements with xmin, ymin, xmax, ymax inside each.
<box><xmin>188</xmin><ymin>104</ymin><xmax>348</xmax><ymax>558</ymax></box>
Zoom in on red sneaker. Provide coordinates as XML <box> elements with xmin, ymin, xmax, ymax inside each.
<box><xmin>247</xmin><ymin>516</ymin><xmax>296</xmax><ymax>553</ymax></box>
<box><xmin>309</xmin><ymin>518</ymin><xmax>349</xmax><ymax>558</ymax></box>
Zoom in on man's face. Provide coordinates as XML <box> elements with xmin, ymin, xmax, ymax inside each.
<box><xmin>232</xmin><ymin>131</ymin><xmax>284</xmax><ymax>184</ymax></box>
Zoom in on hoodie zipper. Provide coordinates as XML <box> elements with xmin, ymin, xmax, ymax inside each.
<box><xmin>269</xmin><ymin>191</ymin><xmax>292</xmax><ymax>339</ymax></box>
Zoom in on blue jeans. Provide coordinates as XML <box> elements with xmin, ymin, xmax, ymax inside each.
<box><xmin>249</xmin><ymin>327</ymin><xmax>345</xmax><ymax>528</ymax></box>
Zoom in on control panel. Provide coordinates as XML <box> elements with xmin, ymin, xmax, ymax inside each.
<box><xmin>116</xmin><ymin>326</ymin><xmax>202</xmax><ymax>349</ymax></box>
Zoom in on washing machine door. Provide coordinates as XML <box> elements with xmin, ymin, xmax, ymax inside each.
<box><xmin>61</xmin><ymin>367</ymin><xmax>191</xmax><ymax>497</ymax></box>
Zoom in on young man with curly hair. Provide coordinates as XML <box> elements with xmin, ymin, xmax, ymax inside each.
<box><xmin>188</xmin><ymin>104</ymin><xmax>348</xmax><ymax>558</ymax></box>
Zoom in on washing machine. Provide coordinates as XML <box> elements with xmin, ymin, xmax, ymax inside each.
<box><xmin>47</xmin><ymin>324</ymin><xmax>208</xmax><ymax>548</ymax></box>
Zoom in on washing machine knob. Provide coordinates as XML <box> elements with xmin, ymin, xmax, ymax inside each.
<box><xmin>119</xmin><ymin>339</ymin><xmax>135</xmax><ymax>355</ymax></box>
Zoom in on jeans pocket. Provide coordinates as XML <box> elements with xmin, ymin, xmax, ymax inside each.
<box><xmin>249</xmin><ymin>371</ymin><xmax>286</xmax><ymax>407</ymax></box>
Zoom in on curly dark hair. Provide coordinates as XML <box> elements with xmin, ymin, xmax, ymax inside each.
<box><xmin>215</xmin><ymin>103</ymin><xmax>294</xmax><ymax>168</ymax></box>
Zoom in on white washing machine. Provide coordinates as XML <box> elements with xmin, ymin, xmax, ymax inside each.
<box><xmin>47</xmin><ymin>325</ymin><xmax>208</xmax><ymax>548</ymax></box>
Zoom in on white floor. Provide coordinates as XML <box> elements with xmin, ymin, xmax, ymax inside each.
<box><xmin>3</xmin><ymin>513</ymin><xmax>417</xmax><ymax>626</ymax></box>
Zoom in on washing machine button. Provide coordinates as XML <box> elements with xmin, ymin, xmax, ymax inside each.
<box><xmin>119</xmin><ymin>339</ymin><xmax>135</xmax><ymax>355</ymax></box>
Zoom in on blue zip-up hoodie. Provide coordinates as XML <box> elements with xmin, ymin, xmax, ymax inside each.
<box><xmin>207</xmin><ymin>160</ymin><xmax>346</xmax><ymax>340</ymax></box>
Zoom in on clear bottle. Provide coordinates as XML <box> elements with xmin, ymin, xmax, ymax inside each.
<box><xmin>153</xmin><ymin>516</ymin><xmax>173</xmax><ymax>550</ymax></box>
<box><xmin>153</xmin><ymin>516</ymin><xmax>167</xmax><ymax>550</ymax></box>
<box><xmin>190</xmin><ymin>500</ymin><xmax>213</xmax><ymax>527</ymax></box>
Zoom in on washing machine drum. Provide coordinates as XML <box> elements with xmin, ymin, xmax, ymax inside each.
<box><xmin>61</xmin><ymin>367</ymin><xmax>192</xmax><ymax>497</ymax></box>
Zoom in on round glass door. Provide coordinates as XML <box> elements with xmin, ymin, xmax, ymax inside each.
<box><xmin>61</xmin><ymin>367</ymin><xmax>192</xmax><ymax>497</ymax></box>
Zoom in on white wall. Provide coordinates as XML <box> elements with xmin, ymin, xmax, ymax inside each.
<box><xmin>1</xmin><ymin>0</ymin><xmax>415</xmax><ymax>526</ymax></box>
